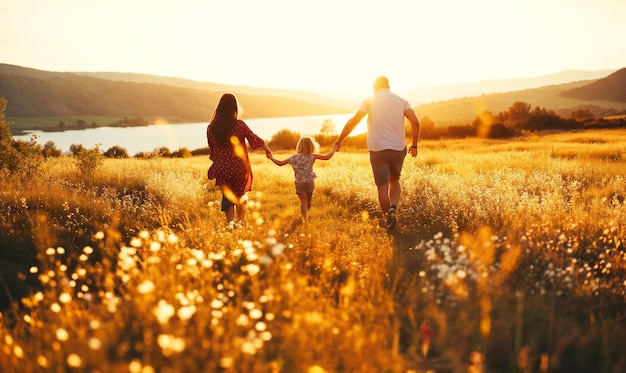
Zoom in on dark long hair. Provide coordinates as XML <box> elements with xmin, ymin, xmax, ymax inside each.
<box><xmin>208</xmin><ymin>94</ymin><xmax>239</xmax><ymax>145</ymax></box>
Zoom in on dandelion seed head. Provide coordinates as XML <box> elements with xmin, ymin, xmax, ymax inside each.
<box><xmin>178</xmin><ymin>305</ymin><xmax>197</xmax><ymax>321</ymax></box>
<box><xmin>241</xmin><ymin>341</ymin><xmax>257</xmax><ymax>355</ymax></box>
<box><xmin>37</xmin><ymin>355</ymin><xmax>49</xmax><ymax>367</ymax></box>
<box><xmin>237</xmin><ymin>314</ymin><xmax>250</xmax><ymax>326</ymax></box>
<box><xmin>129</xmin><ymin>360</ymin><xmax>143</xmax><ymax>373</ymax></box>
<box><xmin>245</xmin><ymin>263</ymin><xmax>260</xmax><ymax>276</ymax></box>
<box><xmin>220</xmin><ymin>357</ymin><xmax>234</xmax><ymax>369</ymax></box>
<box><xmin>130</xmin><ymin>238</ymin><xmax>142</xmax><ymax>248</ymax></box>
<box><xmin>157</xmin><ymin>334</ymin><xmax>186</xmax><ymax>356</ymax></box>
<box><xmin>150</xmin><ymin>241</ymin><xmax>161</xmax><ymax>252</ymax></box>
<box><xmin>66</xmin><ymin>353</ymin><xmax>82</xmax><ymax>368</ymax></box>
<box><xmin>138</xmin><ymin>280</ymin><xmax>155</xmax><ymax>294</ymax></box>
<box><xmin>255</xmin><ymin>321</ymin><xmax>267</xmax><ymax>331</ymax></box>
<box><xmin>271</xmin><ymin>243</ymin><xmax>285</xmax><ymax>257</ymax></box>
<box><xmin>88</xmin><ymin>337</ymin><xmax>102</xmax><ymax>350</ymax></box>
<box><xmin>154</xmin><ymin>300</ymin><xmax>175</xmax><ymax>324</ymax></box>
<box><xmin>59</xmin><ymin>292</ymin><xmax>72</xmax><ymax>304</ymax></box>
<box><xmin>13</xmin><ymin>345</ymin><xmax>24</xmax><ymax>358</ymax></box>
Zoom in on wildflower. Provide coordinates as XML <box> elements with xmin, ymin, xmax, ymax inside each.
<box><xmin>154</xmin><ymin>300</ymin><xmax>175</xmax><ymax>324</ymax></box>
<box><xmin>249</xmin><ymin>308</ymin><xmax>263</xmax><ymax>320</ymax></box>
<box><xmin>50</xmin><ymin>303</ymin><xmax>61</xmax><ymax>313</ymax></box>
<box><xmin>94</xmin><ymin>231</ymin><xmax>105</xmax><ymax>240</ymax></box>
<box><xmin>88</xmin><ymin>337</ymin><xmax>102</xmax><ymax>350</ymax></box>
<box><xmin>157</xmin><ymin>334</ymin><xmax>186</xmax><ymax>356</ymax></box>
<box><xmin>219</xmin><ymin>357</ymin><xmax>234</xmax><ymax>369</ymax></box>
<box><xmin>37</xmin><ymin>355</ymin><xmax>49</xmax><ymax>368</ymax></box>
<box><xmin>138</xmin><ymin>280</ymin><xmax>155</xmax><ymax>294</ymax></box>
<box><xmin>56</xmin><ymin>328</ymin><xmax>69</xmax><ymax>341</ymax></box>
<box><xmin>245</xmin><ymin>263</ymin><xmax>261</xmax><ymax>276</ymax></box>
<box><xmin>59</xmin><ymin>292</ymin><xmax>72</xmax><ymax>304</ymax></box>
<box><xmin>67</xmin><ymin>353</ymin><xmax>82</xmax><ymax>368</ymax></box>
<box><xmin>130</xmin><ymin>237</ymin><xmax>142</xmax><ymax>248</ymax></box>
<box><xmin>255</xmin><ymin>321</ymin><xmax>267</xmax><ymax>331</ymax></box>
<box><xmin>178</xmin><ymin>305</ymin><xmax>197</xmax><ymax>321</ymax></box>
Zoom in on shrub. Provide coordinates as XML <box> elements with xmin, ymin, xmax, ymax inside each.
<box><xmin>104</xmin><ymin>145</ymin><xmax>129</xmax><ymax>159</ymax></box>
<box><xmin>42</xmin><ymin>141</ymin><xmax>63</xmax><ymax>158</ymax></box>
<box><xmin>0</xmin><ymin>97</ymin><xmax>44</xmax><ymax>178</ymax></box>
<box><xmin>268</xmin><ymin>129</ymin><xmax>300</xmax><ymax>150</ymax></box>
<box><xmin>74</xmin><ymin>144</ymin><xmax>104</xmax><ymax>175</ymax></box>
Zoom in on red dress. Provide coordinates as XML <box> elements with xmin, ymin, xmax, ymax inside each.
<box><xmin>207</xmin><ymin>120</ymin><xmax>265</xmax><ymax>197</ymax></box>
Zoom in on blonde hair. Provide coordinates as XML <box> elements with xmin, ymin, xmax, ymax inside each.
<box><xmin>295</xmin><ymin>136</ymin><xmax>319</xmax><ymax>155</ymax></box>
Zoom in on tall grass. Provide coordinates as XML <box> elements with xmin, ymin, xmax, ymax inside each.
<box><xmin>0</xmin><ymin>130</ymin><xmax>624</xmax><ymax>372</ymax></box>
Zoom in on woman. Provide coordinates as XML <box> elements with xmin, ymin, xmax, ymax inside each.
<box><xmin>207</xmin><ymin>94</ymin><xmax>272</xmax><ymax>224</ymax></box>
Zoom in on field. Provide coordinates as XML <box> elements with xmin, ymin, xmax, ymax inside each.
<box><xmin>0</xmin><ymin>130</ymin><xmax>625</xmax><ymax>372</ymax></box>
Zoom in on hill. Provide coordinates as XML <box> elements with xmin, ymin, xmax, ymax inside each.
<box><xmin>560</xmin><ymin>68</ymin><xmax>626</xmax><ymax>102</ymax></box>
<box><xmin>401</xmin><ymin>69</ymin><xmax>615</xmax><ymax>103</ymax></box>
<box><xmin>415</xmin><ymin>73</ymin><xmax>626</xmax><ymax>126</ymax></box>
<box><xmin>74</xmin><ymin>71</ymin><xmax>359</xmax><ymax>110</ymax></box>
<box><xmin>3</xmin><ymin>64</ymin><xmax>626</xmax><ymax>130</ymax></box>
<box><xmin>0</xmin><ymin>64</ymin><xmax>351</xmax><ymax>127</ymax></box>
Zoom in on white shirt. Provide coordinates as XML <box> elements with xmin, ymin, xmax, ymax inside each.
<box><xmin>358</xmin><ymin>89</ymin><xmax>411</xmax><ymax>152</ymax></box>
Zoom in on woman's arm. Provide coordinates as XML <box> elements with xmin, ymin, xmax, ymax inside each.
<box><xmin>268</xmin><ymin>154</ymin><xmax>289</xmax><ymax>166</ymax></box>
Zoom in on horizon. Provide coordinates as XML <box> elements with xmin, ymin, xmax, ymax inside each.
<box><xmin>1</xmin><ymin>0</ymin><xmax>626</xmax><ymax>96</ymax></box>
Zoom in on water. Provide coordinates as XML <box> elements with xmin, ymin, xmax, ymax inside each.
<box><xmin>14</xmin><ymin>113</ymin><xmax>363</xmax><ymax>155</ymax></box>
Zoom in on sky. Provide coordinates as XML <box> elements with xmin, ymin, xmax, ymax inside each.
<box><xmin>1</xmin><ymin>0</ymin><xmax>625</xmax><ymax>97</ymax></box>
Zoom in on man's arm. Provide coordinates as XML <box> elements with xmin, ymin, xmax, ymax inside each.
<box><xmin>404</xmin><ymin>108</ymin><xmax>420</xmax><ymax>157</ymax></box>
<box><xmin>333</xmin><ymin>111</ymin><xmax>366</xmax><ymax>151</ymax></box>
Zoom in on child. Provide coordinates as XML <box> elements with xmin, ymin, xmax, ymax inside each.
<box><xmin>268</xmin><ymin>136</ymin><xmax>335</xmax><ymax>220</ymax></box>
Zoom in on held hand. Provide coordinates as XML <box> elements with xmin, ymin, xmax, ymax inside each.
<box><xmin>332</xmin><ymin>140</ymin><xmax>341</xmax><ymax>152</ymax></box>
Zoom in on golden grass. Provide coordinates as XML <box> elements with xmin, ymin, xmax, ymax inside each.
<box><xmin>0</xmin><ymin>130</ymin><xmax>625</xmax><ymax>372</ymax></box>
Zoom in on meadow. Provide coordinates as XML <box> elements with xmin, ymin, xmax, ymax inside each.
<box><xmin>0</xmin><ymin>129</ymin><xmax>625</xmax><ymax>372</ymax></box>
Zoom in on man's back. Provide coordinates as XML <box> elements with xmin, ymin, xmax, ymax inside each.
<box><xmin>361</xmin><ymin>89</ymin><xmax>410</xmax><ymax>151</ymax></box>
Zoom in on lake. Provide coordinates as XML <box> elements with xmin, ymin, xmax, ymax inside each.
<box><xmin>14</xmin><ymin>113</ymin><xmax>364</xmax><ymax>155</ymax></box>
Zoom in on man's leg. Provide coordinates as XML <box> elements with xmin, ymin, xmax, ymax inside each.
<box><xmin>389</xmin><ymin>174</ymin><xmax>401</xmax><ymax>208</ymax></box>
<box><xmin>377</xmin><ymin>183</ymin><xmax>391</xmax><ymax>215</ymax></box>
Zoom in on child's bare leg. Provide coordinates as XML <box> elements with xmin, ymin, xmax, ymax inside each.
<box><xmin>306</xmin><ymin>192</ymin><xmax>313</xmax><ymax>210</ymax></box>
<box><xmin>297</xmin><ymin>193</ymin><xmax>309</xmax><ymax>220</ymax></box>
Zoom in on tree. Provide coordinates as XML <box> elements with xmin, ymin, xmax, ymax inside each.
<box><xmin>419</xmin><ymin>116</ymin><xmax>436</xmax><ymax>139</ymax></box>
<box><xmin>70</xmin><ymin>143</ymin><xmax>85</xmax><ymax>156</ymax></box>
<box><xmin>0</xmin><ymin>97</ymin><xmax>43</xmax><ymax>178</ymax></box>
<box><xmin>43</xmin><ymin>141</ymin><xmax>62</xmax><ymax>158</ymax></box>
<box><xmin>268</xmin><ymin>129</ymin><xmax>300</xmax><ymax>150</ymax></box>
<box><xmin>508</xmin><ymin>101</ymin><xmax>532</xmax><ymax>122</ymax></box>
<box><xmin>103</xmin><ymin>145</ymin><xmax>129</xmax><ymax>158</ymax></box>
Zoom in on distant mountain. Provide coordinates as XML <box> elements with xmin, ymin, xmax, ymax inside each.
<box><xmin>415</xmin><ymin>76</ymin><xmax>626</xmax><ymax>126</ymax></box>
<box><xmin>0</xmin><ymin>64</ymin><xmax>350</xmax><ymax>124</ymax></box>
<box><xmin>74</xmin><ymin>71</ymin><xmax>358</xmax><ymax>111</ymax></box>
<box><xmin>3</xmin><ymin>63</ymin><xmax>626</xmax><ymax>129</ymax></box>
<box><xmin>402</xmin><ymin>69</ymin><xmax>616</xmax><ymax>104</ymax></box>
<box><xmin>560</xmin><ymin>68</ymin><xmax>626</xmax><ymax>102</ymax></box>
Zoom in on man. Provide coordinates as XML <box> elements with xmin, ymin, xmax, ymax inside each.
<box><xmin>333</xmin><ymin>76</ymin><xmax>420</xmax><ymax>229</ymax></box>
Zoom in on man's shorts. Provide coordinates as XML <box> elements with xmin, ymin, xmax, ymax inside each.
<box><xmin>369</xmin><ymin>147</ymin><xmax>407</xmax><ymax>186</ymax></box>
<box><xmin>295</xmin><ymin>182</ymin><xmax>315</xmax><ymax>194</ymax></box>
